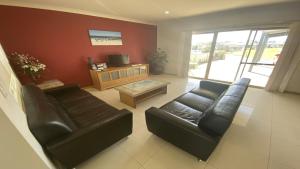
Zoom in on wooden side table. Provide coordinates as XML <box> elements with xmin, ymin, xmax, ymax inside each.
<box><xmin>37</xmin><ymin>80</ymin><xmax>64</xmax><ymax>90</ymax></box>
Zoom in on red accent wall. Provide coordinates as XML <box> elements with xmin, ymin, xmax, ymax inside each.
<box><xmin>0</xmin><ymin>5</ymin><xmax>157</xmax><ymax>86</ymax></box>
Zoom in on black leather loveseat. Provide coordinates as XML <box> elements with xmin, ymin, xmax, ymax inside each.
<box><xmin>145</xmin><ymin>78</ymin><xmax>250</xmax><ymax>160</ymax></box>
<box><xmin>22</xmin><ymin>84</ymin><xmax>132</xmax><ymax>169</ymax></box>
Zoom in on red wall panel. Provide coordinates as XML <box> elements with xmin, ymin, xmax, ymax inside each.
<box><xmin>0</xmin><ymin>5</ymin><xmax>157</xmax><ymax>86</ymax></box>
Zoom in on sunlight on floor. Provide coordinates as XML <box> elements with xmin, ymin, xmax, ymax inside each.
<box><xmin>233</xmin><ymin>105</ymin><xmax>254</xmax><ymax>127</ymax></box>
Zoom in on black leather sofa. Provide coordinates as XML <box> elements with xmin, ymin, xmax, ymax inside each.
<box><xmin>22</xmin><ymin>84</ymin><xmax>133</xmax><ymax>169</ymax></box>
<box><xmin>145</xmin><ymin>78</ymin><xmax>250</xmax><ymax>160</ymax></box>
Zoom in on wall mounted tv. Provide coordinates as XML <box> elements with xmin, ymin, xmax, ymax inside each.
<box><xmin>107</xmin><ymin>54</ymin><xmax>130</xmax><ymax>67</ymax></box>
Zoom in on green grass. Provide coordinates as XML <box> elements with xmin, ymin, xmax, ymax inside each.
<box><xmin>189</xmin><ymin>48</ymin><xmax>282</xmax><ymax>64</ymax></box>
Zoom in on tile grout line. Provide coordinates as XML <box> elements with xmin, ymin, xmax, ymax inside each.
<box><xmin>139</xmin><ymin>140</ymin><xmax>171</xmax><ymax>168</ymax></box>
<box><xmin>266</xmin><ymin>92</ymin><xmax>274</xmax><ymax>169</ymax></box>
<box><xmin>122</xmin><ymin>146</ymin><xmax>145</xmax><ymax>169</ymax></box>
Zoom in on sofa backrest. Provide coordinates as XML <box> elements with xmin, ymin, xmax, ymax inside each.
<box><xmin>22</xmin><ymin>85</ymin><xmax>75</xmax><ymax>145</ymax></box>
<box><xmin>198</xmin><ymin>78</ymin><xmax>250</xmax><ymax>136</ymax></box>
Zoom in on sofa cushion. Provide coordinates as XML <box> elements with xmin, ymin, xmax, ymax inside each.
<box><xmin>22</xmin><ymin>85</ymin><xmax>74</xmax><ymax>145</ymax></box>
<box><xmin>212</xmin><ymin>95</ymin><xmax>241</xmax><ymax>120</ymax></box>
<box><xmin>175</xmin><ymin>93</ymin><xmax>214</xmax><ymax>112</ymax></box>
<box><xmin>199</xmin><ymin>80</ymin><xmax>229</xmax><ymax>96</ymax></box>
<box><xmin>46</xmin><ymin>95</ymin><xmax>77</xmax><ymax>130</ymax></box>
<box><xmin>51</xmin><ymin>89</ymin><xmax>121</xmax><ymax>127</ymax></box>
<box><xmin>190</xmin><ymin>88</ymin><xmax>219</xmax><ymax>100</ymax></box>
<box><xmin>161</xmin><ymin>101</ymin><xmax>204</xmax><ymax>124</ymax></box>
<box><xmin>199</xmin><ymin>95</ymin><xmax>241</xmax><ymax>135</ymax></box>
<box><xmin>50</xmin><ymin>88</ymin><xmax>91</xmax><ymax>102</ymax></box>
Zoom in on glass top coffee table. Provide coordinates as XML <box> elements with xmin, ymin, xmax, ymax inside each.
<box><xmin>115</xmin><ymin>79</ymin><xmax>169</xmax><ymax>108</ymax></box>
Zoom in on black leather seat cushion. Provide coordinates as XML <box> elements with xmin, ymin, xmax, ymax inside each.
<box><xmin>51</xmin><ymin>90</ymin><xmax>120</xmax><ymax>128</ymax></box>
<box><xmin>175</xmin><ymin>93</ymin><xmax>214</xmax><ymax>112</ymax></box>
<box><xmin>199</xmin><ymin>95</ymin><xmax>241</xmax><ymax>135</ymax></box>
<box><xmin>50</xmin><ymin>88</ymin><xmax>91</xmax><ymax>101</ymax></box>
<box><xmin>212</xmin><ymin>95</ymin><xmax>241</xmax><ymax>120</ymax></box>
<box><xmin>199</xmin><ymin>80</ymin><xmax>229</xmax><ymax>96</ymax></box>
<box><xmin>161</xmin><ymin>101</ymin><xmax>204</xmax><ymax>124</ymax></box>
<box><xmin>190</xmin><ymin>88</ymin><xmax>219</xmax><ymax>100</ymax></box>
<box><xmin>47</xmin><ymin>96</ymin><xmax>77</xmax><ymax>130</ymax></box>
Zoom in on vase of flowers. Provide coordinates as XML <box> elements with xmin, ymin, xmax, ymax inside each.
<box><xmin>11</xmin><ymin>52</ymin><xmax>46</xmax><ymax>83</ymax></box>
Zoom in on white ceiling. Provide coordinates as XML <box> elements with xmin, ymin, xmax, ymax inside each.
<box><xmin>0</xmin><ymin>0</ymin><xmax>296</xmax><ymax>24</ymax></box>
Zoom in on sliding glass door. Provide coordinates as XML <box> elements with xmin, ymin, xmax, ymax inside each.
<box><xmin>188</xmin><ymin>28</ymin><xmax>289</xmax><ymax>87</ymax></box>
<box><xmin>236</xmin><ymin>29</ymin><xmax>288</xmax><ymax>87</ymax></box>
<box><xmin>188</xmin><ymin>33</ymin><xmax>214</xmax><ymax>78</ymax></box>
<box><xmin>208</xmin><ymin>30</ymin><xmax>251</xmax><ymax>82</ymax></box>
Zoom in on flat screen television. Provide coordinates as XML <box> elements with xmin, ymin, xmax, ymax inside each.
<box><xmin>108</xmin><ymin>54</ymin><xmax>130</xmax><ymax>67</ymax></box>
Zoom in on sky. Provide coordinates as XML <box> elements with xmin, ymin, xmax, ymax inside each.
<box><xmin>89</xmin><ymin>30</ymin><xmax>121</xmax><ymax>37</ymax></box>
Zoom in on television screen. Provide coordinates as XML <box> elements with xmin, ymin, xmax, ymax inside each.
<box><xmin>108</xmin><ymin>54</ymin><xmax>129</xmax><ymax>67</ymax></box>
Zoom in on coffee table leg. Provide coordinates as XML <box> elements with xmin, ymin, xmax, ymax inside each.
<box><xmin>119</xmin><ymin>92</ymin><xmax>136</xmax><ymax>108</ymax></box>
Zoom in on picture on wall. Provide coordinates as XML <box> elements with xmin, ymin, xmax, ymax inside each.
<box><xmin>89</xmin><ymin>30</ymin><xmax>123</xmax><ymax>46</ymax></box>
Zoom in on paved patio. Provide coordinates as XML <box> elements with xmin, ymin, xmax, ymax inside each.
<box><xmin>188</xmin><ymin>55</ymin><xmax>274</xmax><ymax>87</ymax></box>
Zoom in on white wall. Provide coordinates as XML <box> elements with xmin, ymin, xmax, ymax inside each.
<box><xmin>157</xmin><ymin>27</ymin><xmax>183</xmax><ymax>75</ymax></box>
<box><xmin>0</xmin><ymin>108</ymin><xmax>49</xmax><ymax>169</ymax></box>
<box><xmin>157</xmin><ymin>1</ymin><xmax>300</xmax><ymax>88</ymax></box>
<box><xmin>0</xmin><ymin>43</ymin><xmax>54</xmax><ymax>169</ymax></box>
<box><xmin>158</xmin><ymin>1</ymin><xmax>300</xmax><ymax>32</ymax></box>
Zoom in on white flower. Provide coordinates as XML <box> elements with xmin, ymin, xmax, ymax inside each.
<box><xmin>13</xmin><ymin>52</ymin><xmax>46</xmax><ymax>76</ymax></box>
<box><xmin>22</xmin><ymin>65</ymin><xmax>29</xmax><ymax>69</ymax></box>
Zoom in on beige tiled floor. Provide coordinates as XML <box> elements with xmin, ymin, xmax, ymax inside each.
<box><xmin>78</xmin><ymin>75</ymin><xmax>300</xmax><ymax>169</ymax></box>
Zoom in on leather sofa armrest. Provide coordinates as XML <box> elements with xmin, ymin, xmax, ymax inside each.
<box><xmin>44</xmin><ymin>84</ymin><xmax>80</xmax><ymax>95</ymax></box>
<box><xmin>47</xmin><ymin>109</ymin><xmax>131</xmax><ymax>148</ymax></box>
<box><xmin>46</xmin><ymin>109</ymin><xmax>132</xmax><ymax>168</ymax></box>
<box><xmin>146</xmin><ymin>107</ymin><xmax>216</xmax><ymax>141</ymax></box>
<box><xmin>199</xmin><ymin>80</ymin><xmax>229</xmax><ymax>96</ymax></box>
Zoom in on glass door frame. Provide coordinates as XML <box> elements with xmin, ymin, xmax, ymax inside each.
<box><xmin>234</xmin><ymin>29</ymin><xmax>258</xmax><ymax>80</ymax></box>
<box><xmin>235</xmin><ymin>29</ymin><xmax>289</xmax><ymax>87</ymax></box>
<box><xmin>203</xmin><ymin>32</ymin><xmax>218</xmax><ymax>79</ymax></box>
<box><xmin>188</xmin><ymin>26</ymin><xmax>289</xmax><ymax>88</ymax></box>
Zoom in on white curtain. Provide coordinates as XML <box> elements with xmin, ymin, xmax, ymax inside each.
<box><xmin>177</xmin><ymin>32</ymin><xmax>192</xmax><ymax>77</ymax></box>
<box><xmin>266</xmin><ymin>22</ymin><xmax>300</xmax><ymax>92</ymax></box>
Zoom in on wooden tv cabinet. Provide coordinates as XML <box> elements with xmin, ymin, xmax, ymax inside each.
<box><xmin>89</xmin><ymin>64</ymin><xmax>149</xmax><ymax>90</ymax></box>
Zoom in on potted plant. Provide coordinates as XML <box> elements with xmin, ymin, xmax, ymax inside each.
<box><xmin>148</xmin><ymin>48</ymin><xmax>168</xmax><ymax>75</ymax></box>
<box><xmin>10</xmin><ymin>52</ymin><xmax>46</xmax><ymax>83</ymax></box>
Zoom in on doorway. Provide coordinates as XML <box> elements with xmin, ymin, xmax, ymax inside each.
<box><xmin>188</xmin><ymin>28</ymin><xmax>289</xmax><ymax>87</ymax></box>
